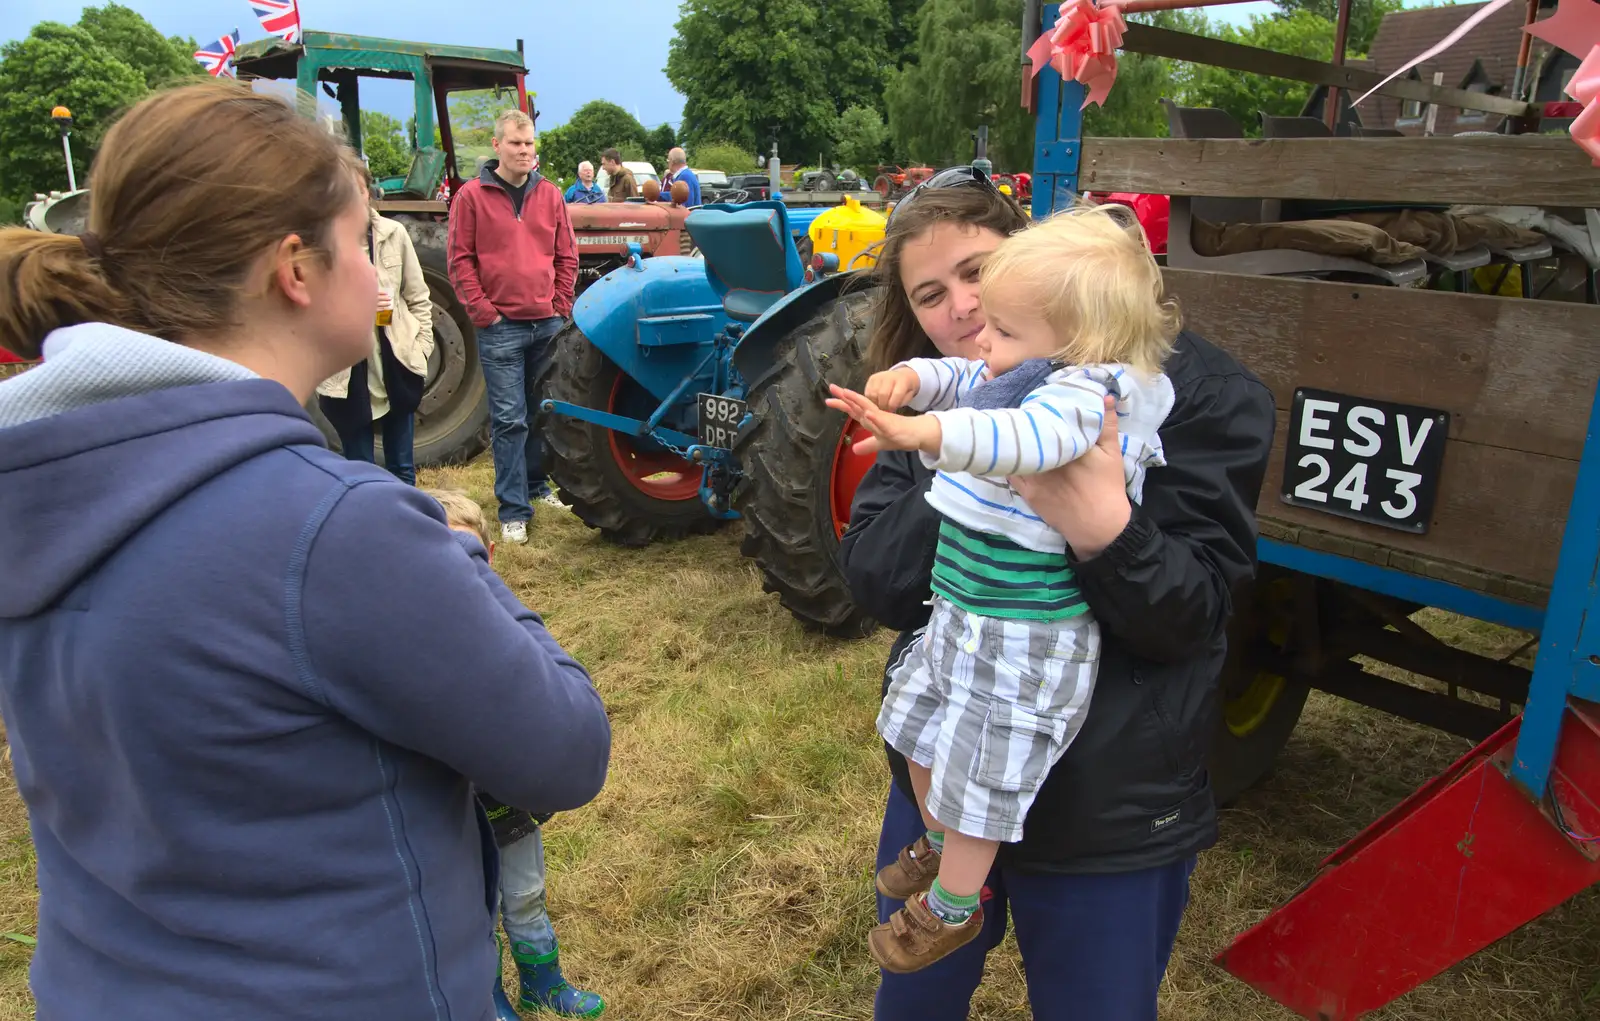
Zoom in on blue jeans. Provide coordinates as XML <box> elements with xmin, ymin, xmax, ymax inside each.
<box><xmin>496</xmin><ymin>828</ymin><xmax>558</xmax><ymax>957</ymax></box>
<box><xmin>323</xmin><ymin>407</ymin><xmax>417</xmax><ymax>487</ymax></box>
<box><xmin>478</xmin><ymin>316</ymin><xmax>563</xmax><ymax>524</ymax></box>
<box><xmin>873</xmin><ymin>783</ymin><xmax>1193</xmax><ymax>1021</ymax></box>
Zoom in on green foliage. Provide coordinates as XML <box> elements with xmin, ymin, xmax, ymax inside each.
<box><xmin>77</xmin><ymin>3</ymin><xmax>201</xmax><ymax>89</ymax></box>
<box><xmin>535</xmin><ymin>100</ymin><xmax>649</xmax><ymax>181</ymax></box>
<box><xmin>1185</xmin><ymin>11</ymin><xmax>1340</xmax><ymax>131</ymax></box>
<box><xmin>361</xmin><ymin>110</ymin><xmax>411</xmax><ymax>179</ymax></box>
<box><xmin>667</xmin><ymin>0</ymin><xmax>893</xmax><ymax>159</ymax></box>
<box><xmin>447</xmin><ymin>88</ymin><xmax>523</xmax><ymax>149</ymax></box>
<box><xmin>832</xmin><ymin>104</ymin><xmax>889</xmax><ymax>172</ymax></box>
<box><xmin>688</xmin><ymin>140</ymin><xmax>759</xmax><ymax>174</ymax></box>
<box><xmin>1272</xmin><ymin>0</ymin><xmax>1402</xmax><ymax>53</ymax></box>
<box><xmin>1082</xmin><ymin>10</ymin><xmax>1204</xmax><ymax>138</ymax></box>
<box><xmin>0</xmin><ymin>196</ymin><xmax>21</xmax><ymax>226</ymax></box>
<box><xmin>646</xmin><ymin>123</ymin><xmax>677</xmax><ymax>163</ymax></box>
<box><xmin>0</xmin><ymin>23</ymin><xmax>146</xmax><ymax>203</ymax></box>
<box><xmin>885</xmin><ymin>0</ymin><xmax>1034</xmax><ymax>169</ymax></box>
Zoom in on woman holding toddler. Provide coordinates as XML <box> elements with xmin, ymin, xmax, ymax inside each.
<box><xmin>835</xmin><ymin>168</ymin><xmax>1276</xmax><ymax>1020</ymax></box>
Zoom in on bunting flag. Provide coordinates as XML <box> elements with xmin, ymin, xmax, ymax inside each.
<box><xmin>250</xmin><ymin>0</ymin><xmax>302</xmax><ymax>45</ymax></box>
<box><xmin>193</xmin><ymin>30</ymin><xmax>241</xmax><ymax>78</ymax></box>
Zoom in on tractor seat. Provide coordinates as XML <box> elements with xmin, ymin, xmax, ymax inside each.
<box><xmin>686</xmin><ymin>205</ymin><xmax>801</xmax><ymax>321</ymax></box>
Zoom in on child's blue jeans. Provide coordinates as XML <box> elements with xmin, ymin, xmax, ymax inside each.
<box><xmin>497</xmin><ymin>828</ymin><xmax>558</xmax><ymax>956</ymax></box>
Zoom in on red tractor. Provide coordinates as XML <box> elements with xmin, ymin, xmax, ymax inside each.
<box><xmin>872</xmin><ymin>164</ymin><xmax>936</xmax><ymax>200</ymax></box>
<box><xmin>992</xmin><ymin>171</ymin><xmax>1032</xmax><ymax>203</ymax></box>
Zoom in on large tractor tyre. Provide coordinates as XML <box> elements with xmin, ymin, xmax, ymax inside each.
<box><xmin>537</xmin><ymin>323</ymin><xmax>721</xmax><ymax>545</ymax></box>
<box><xmin>1208</xmin><ymin>570</ymin><xmax>1312</xmax><ymax>806</ymax></box>
<box><xmin>406</xmin><ymin>228</ymin><xmax>490</xmax><ymax>467</ymax></box>
<box><xmin>732</xmin><ymin>289</ymin><xmax>879</xmax><ymax>638</ymax></box>
<box><xmin>873</xmin><ymin>175</ymin><xmax>894</xmax><ymax>199</ymax></box>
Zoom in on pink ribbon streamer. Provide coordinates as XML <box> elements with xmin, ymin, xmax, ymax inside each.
<box><xmin>1027</xmin><ymin>0</ymin><xmax>1128</xmax><ymax>110</ymax></box>
<box><xmin>1350</xmin><ymin>0</ymin><xmax>1516</xmax><ymax>107</ymax></box>
<box><xmin>1567</xmin><ymin>46</ymin><xmax>1600</xmax><ymax>165</ymax></box>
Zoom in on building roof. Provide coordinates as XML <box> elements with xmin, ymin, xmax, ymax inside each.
<box><xmin>1360</xmin><ymin>1</ymin><xmax>1552</xmax><ymax>132</ymax></box>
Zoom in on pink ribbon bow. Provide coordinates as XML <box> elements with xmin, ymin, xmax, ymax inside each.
<box><xmin>1568</xmin><ymin>46</ymin><xmax>1600</xmax><ymax>166</ymax></box>
<box><xmin>1026</xmin><ymin>0</ymin><xmax>1127</xmax><ymax>111</ymax></box>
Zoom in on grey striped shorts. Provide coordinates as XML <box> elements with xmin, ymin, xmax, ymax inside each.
<box><xmin>877</xmin><ymin>596</ymin><xmax>1100</xmax><ymax>843</ymax></box>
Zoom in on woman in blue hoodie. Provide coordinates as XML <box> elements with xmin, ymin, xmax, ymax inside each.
<box><xmin>0</xmin><ymin>81</ymin><xmax>611</xmax><ymax>1021</ymax></box>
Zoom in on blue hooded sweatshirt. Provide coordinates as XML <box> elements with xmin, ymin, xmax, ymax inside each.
<box><xmin>0</xmin><ymin>324</ymin><xmax>611</xmax><ymax>1021</ymax></box>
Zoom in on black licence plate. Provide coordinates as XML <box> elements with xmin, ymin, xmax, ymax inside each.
<box><xmin>697</xmin><ymin>393</ymin><xmax>748</xmax><ymax>449</ymax></box>
<box><xmin>1280</xmin><ymin>388</ymin><xmax>1448</xmax><ymax>533</ymax></box>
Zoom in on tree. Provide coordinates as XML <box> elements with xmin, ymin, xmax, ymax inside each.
<box><xmin>688</xmin><ymin>140</ymin><xmax>759</xmax><ymax>174</ymax></box>
<box><xmin>535</xmin><ymin>100</ymin><xmax>649</xmax><ymax>180</ymax></box>
<box><xmin>361</xmin><ymin>110</ymin><xmax>411</xmax><ymax>179</ymax></box>
<box><xmin>1185</xmin><ymin>11</ymin><xmax>1340</xmax><ymax>131</ymax></box>
<box><xmin>0</xmin><ymin>23</ymin><xmax>146</xmax><ymax>202</ymax></box>
<box><xmin>1082</xmin><ymin>10</ymin><xmax>1203</xmax><ymax>138</ymax></box>
<box><xmin>77</xmin><ymin>3</ymin><xmax>202</xmax><ymax>89</ymax></box>
<box><xmin>885</xmin><ymin>0</ymin><xmax>1035</xmax><ymax>170</ymax></box>
<box><xmin>666</xmin><ymin>0</ymin><xmax>893</xmax><ymax>160</ymax></box>
<box><xmin>833</xmin><ymin>104</ymin><xmax>889</xmax><ymax>171</ymax></box>
<box><xmin>1273</xmin><ymin>0</ymin><xmax>1402</xmax><ymax>53</ymax></box>
<box><xmin>646</xmin><ymin>122</ymin><xmax>677</xmax><ymax>163</ymax></box>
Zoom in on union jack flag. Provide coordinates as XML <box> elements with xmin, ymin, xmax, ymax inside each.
<box><xmin>193</xmin><ymin>30</ymin><xmax>241</xmax><ymax>78</ymax></box>
<box><xmin>251</xmin><ymin>0</ymin><xmax>302</xmax><ymax>44</ymax></box>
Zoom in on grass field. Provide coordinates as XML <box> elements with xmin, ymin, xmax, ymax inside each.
<box><xmin>0</xmin><ymin>456</ymin><xmax>1597</xmax><ymax>1020</ymax></box>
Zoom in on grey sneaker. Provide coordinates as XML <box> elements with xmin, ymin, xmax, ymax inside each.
<box><xmin>537</xmin><ymin>491</ymin><xmax>566</xmax><ymax>509</ymax></box>
<box><xmin>502</xmin><ymin>520</ymin><xmax>529</xmax><ymax>544</ymax></box>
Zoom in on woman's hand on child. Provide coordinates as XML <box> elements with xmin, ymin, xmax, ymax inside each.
<box><xmin>826</xmin><ymin>384</ymin><xmax>942</xmax><ymax>456</ymax></box>
<box><xmin>1009</xmin><ymin>394</ymin><xmax>1131</xmax><ymax>560</ymax></box>
<box><xmin>863</xmin><ymin>367</ymin><xmax>921</xmax><ymax>411</ymax></box>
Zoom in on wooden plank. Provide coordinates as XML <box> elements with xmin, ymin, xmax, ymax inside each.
<box><xmin>1122</xmin><ymin>24</ymin><xmax>1534</xmax><ymax>118</ymax></box>
<box><xmin>1163</xmin><ymin>268</ymin><xmax>1600</xmax><ymax>461</ymax></box>
<box><xmin>1081</xmin><ymin>136</ymin><xmax>1600</xmax><ymax>207</ymax></box>
<box><xmin>1259</xmin><ymin>409</ymin><xmax>1575</xmax><ymax>589</ymax></box>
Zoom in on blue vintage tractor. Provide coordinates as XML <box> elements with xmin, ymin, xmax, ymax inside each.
<box><xmin>538</xmin><ymin>200</ymin><xmax>880</xmax><ymax>636</ymax></box>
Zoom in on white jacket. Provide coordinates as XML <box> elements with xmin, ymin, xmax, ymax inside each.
<box><xmin>317</xmin><ymin>210</ymin><xmax>435</xmax><ymax>399</ymax></box>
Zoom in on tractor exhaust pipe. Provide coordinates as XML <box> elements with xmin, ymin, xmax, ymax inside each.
<box><xmin>1021</xmin><ymin>0</ymin><xmax>1043</xmax><ymax>111</ymax></box>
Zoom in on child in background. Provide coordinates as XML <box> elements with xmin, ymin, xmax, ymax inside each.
<box><xmin>426</xmin><ymin>489</ymin><xmax>607</xmax><ymax>1019</ymax></box>
<box><xmin>824</xmin><ymin>205</ymin><xmax>1180</xmax><ymax>973</ymax></box>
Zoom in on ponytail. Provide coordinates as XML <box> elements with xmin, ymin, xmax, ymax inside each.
<box><xmin>0</xmin><ymin>229</ymin><xmax>125</xmax><ymax>360</ymax></box>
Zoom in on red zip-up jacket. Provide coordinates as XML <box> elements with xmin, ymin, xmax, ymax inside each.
<box><xmin>447</xmin><ymin>162</ymin><xmax>578</xmax><ymax>328</ymax></box>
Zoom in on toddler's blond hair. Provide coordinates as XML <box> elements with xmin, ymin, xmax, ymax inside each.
<box><xmin>979</xmin><ymin>202</ymin><xmax>1179</xmax><ymax>376</ymax></box>
<box><xmin>424</xmin><ymin>488</ymin><xmax>492</xmax><ymax>548</ymax></box>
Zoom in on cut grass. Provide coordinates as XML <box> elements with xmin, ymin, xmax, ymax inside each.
<box><xmin>0</xmin><ymin>456</ymin><xmax>1596</xmax><ymax>1019</ymax></box>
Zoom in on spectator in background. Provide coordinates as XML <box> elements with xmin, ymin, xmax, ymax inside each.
<box><xmin>317</xmin><ymin>165</ymin><xmax>433</xmax><ymax>486</ymax></box>
<box><xmin>601</xmin><ymin>149</ymin><xmax>635</xmax><ymax>202</ymax></box>
<box><xmin>564</xmin><ymin>162</ymin><xmax>604</xmax><ymax>205</ymax></box>
<box><xmin>448</xmin><ymin>109</ymin><xmax>578</xmax><ymax>545</ymax></box>
<box><xmin>661</xmin><ymin>148</ymin><xmax>701</xmax><ymax>208</ymax></box>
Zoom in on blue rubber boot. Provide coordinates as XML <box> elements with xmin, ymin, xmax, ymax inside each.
<box><xmin>492</xmin><ymin>934</ymin><xmax>525</xmax><ymax>1021</ymax></box>
<box><xmin>511</xmin><ymin>940</ymin><xmax>605</xmax><ymax>1018</ymax></box>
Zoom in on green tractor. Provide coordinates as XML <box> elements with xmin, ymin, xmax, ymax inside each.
<box><xmin>24</xmin><ymin>31</ymin><xmax>694</xmax><ymax>467</ymax></box>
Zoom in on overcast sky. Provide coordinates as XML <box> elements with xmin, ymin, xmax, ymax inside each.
<box><xmin>0</xmin><ymin>1</ymin><xmax>1303</xmax><ymax>132</ymax></box>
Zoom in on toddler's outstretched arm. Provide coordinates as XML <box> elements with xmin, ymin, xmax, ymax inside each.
<box><xmin>926</xmin><ymin>370</ymin><xmax>1111</xmax><ymax>477</ymax></box>
<box><xmin>894</xmin><ymin>357</ymin><xmax>988</xmax><ymax>412</ymax></box>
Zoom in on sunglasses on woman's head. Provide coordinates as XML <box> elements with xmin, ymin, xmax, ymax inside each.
<box><xmin>886</xmin><ymin>165</ymin><xmax>1000</xmax><ymax>227</ymax></box>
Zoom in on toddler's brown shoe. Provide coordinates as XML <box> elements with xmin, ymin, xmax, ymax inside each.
<box><xmin>868</xmin><ymin>893</ymin><xmax>984</xmax><ymax>973</ymax></box>
<box><xmin>875</xmin><ymin>835</ymin><xmax>941</xmax><ymax>900</ymax></box>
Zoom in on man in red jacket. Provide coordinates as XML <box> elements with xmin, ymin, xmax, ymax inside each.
<box><xmin>448</xmin><ymin>109</ymin><xmax>578</xmax><ymax>544</ymax></box>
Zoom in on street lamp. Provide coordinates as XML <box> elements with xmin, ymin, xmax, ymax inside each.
<box><xmin>51</xmin><ymin>106</ymin><xmax>76</xmax><ymax>192</ymax></box>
